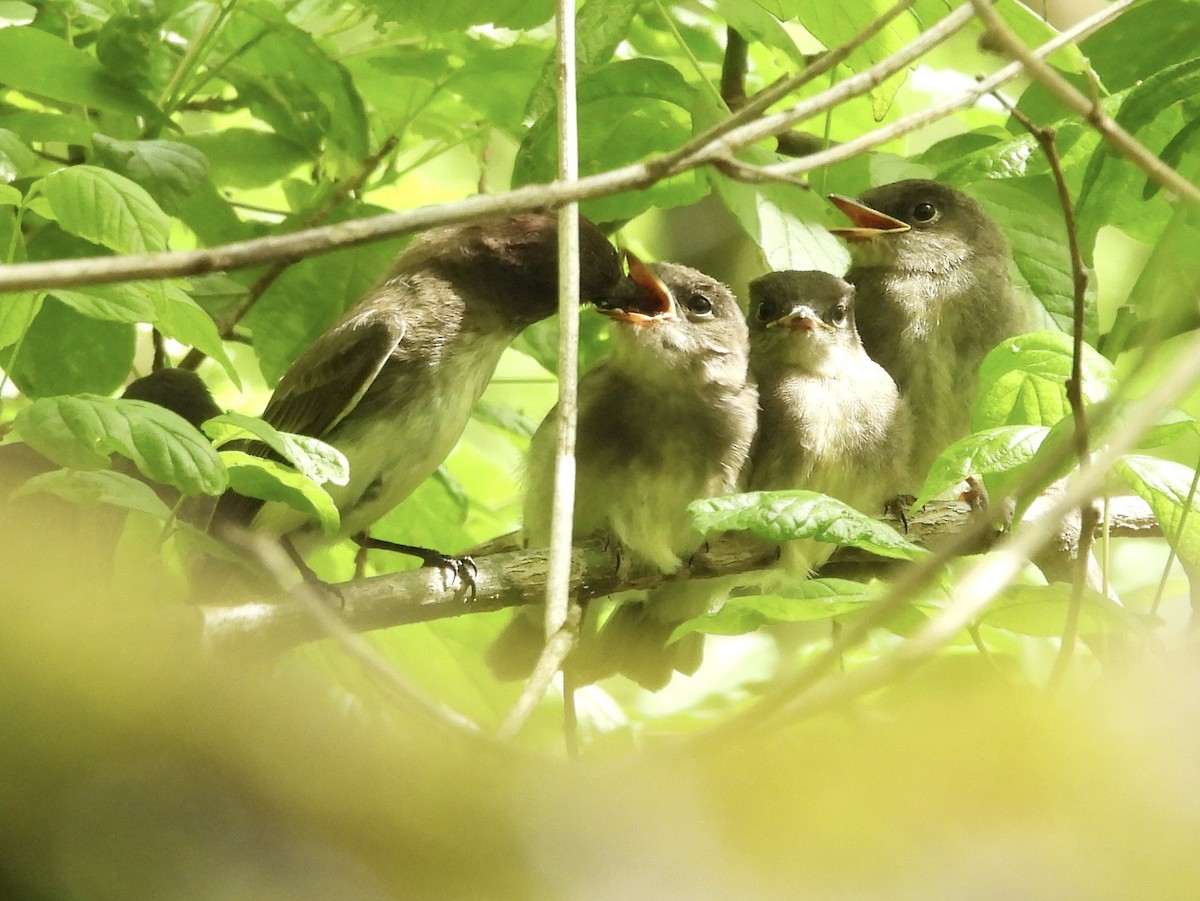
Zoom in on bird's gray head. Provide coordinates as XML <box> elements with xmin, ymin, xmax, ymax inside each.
<box><xmin>748</xmin><ymin>270</ymin><xmax>860</xmax><ymax>370</ymax></box>
<box><xmin>398</xmin><ymin>211</ymin><xmax>622</xmax><ymax>329</ymax></box>
<box><xmin>596</xmin><ymin>255</ymin><xmax>750</xmax><ymax>389</ymax></box>
<box><xmin>828</xmin><ymin>179</ymin><xmax>1009</xmax><ymax>277</ymax></box>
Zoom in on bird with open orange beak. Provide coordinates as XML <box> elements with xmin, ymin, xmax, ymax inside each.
<box><xmin>489</xmin><ymin>253</ymin><xmax>758</xmax><ymax>690</ymax></box>
<box><xmin>827</xmin><ymin>179</ymin><xmax>1030</xmax><ymax>487</ymax></box>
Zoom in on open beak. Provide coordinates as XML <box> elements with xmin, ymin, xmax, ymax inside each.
<box><xmin>767</xmin><ymin>305</ymin><xmax>828</xmax><ymax>332</ymax></box>
<box><xmin>596</xmin><ymin>251</ymin><xmax>676</xmax><ymax>326</ymax></box>
<box><xmin>827</xmin><ymin>194</ymin><xmax>910</xmax><ymax>242</ymax></box>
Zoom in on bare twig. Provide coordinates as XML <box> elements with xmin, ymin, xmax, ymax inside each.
<box><xmin>496</xmin><ymin>605</ymin><xmax>582</xmax><ymax>742</ymax></box>
<box><xmin>499</xmin><ymin>0</ymin><xmax>585</xmax><ymax>743</ymax></box>
<box><xmin>178</xmin><ymin>135</ymin><xmax>401</xmax><ymax>370</ymax></box>
<box><xmin>720</xmin><ymin>28</ymin><xmax>749</xmax><ymax>110</ymax></box>
<box><xmin>999</xmin><ymin>97</ymin><xmax>1097</xmax><ymax>686</ymax></box>
<box><xmin>969</xmin><ymin>0</ymin><xmax>1200</xmax><ymax>208</ymax></box>
<box><xmin>0</xmin><ymin>0</ymin><xmax>953</xmax><ymax>295</ymax></box>
<box><xmin>764</xmin><ymin>0</ymin><xmax>1139</xmax><ymax>180</ymax></box>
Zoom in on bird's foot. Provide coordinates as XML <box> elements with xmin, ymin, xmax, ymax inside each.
<box><xmin>281</xmin><ymin>537</ymin><xmax>348</xmax><ymax>608</ymax></box>
<box><xmin>352</xmin><ymin>534</ymin><xmax>478</xmax><ymax>601</ymax></box>
<box><xmin>884</xmin><ymin>495</ymin><xmax>915</xmax><ymax>532</ymax></box>
<box><xmin>958</xmin><ymin>476</ymin><xmax>989</xmax><ymax>513</ymax></box>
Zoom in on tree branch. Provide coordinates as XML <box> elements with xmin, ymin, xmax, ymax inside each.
<box><xmin>969</xmin><ymin>0</ymin><xmax>1200</xmax><ymax>208</ymax></box>
<box><xmin>200</xmin><ymin>496</ymin><xmax>1160</xmax><ymax>655</ymax></box>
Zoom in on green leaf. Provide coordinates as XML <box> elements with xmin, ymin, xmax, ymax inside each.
<box><xmin>912</xmin><ymin>425</ymin><xmax>1049</xmax><ymax>512</ymax></box>
<box><xmin>40</xmin><ymin>165</ymin><xmax>171</xmax><ymax>254</ymax></box>
<box><xmin>972</xmin><ymin>331</ymin><xmax>1116</xmax><ymax>431</ymax></box>
<box><xmin>13</xmin><ymin>395</ymin><xmax>227</xmax><ymax>496</ymax></box>
<box><xmin>49</xmin><ymin>284</ymin><xmax>156</xmax><ymax>323</ymax></box>
<box><xmin>983</xmin><ymin>584</ymin><xmax>1137</xmax><ymax>638</ymax></box>
<box><xmin>221</xmin><ymin>450</ymin><xmax>340</xmax><ymax>537</ymax></box>
<box><xmin>689</xmin><ymin>490</ymin><xmax>924</xmax><ymax>560</ymax></box>
<box><xmin>1081</xmin><ymin>0</ymin><xmax>1200</xmax><ymax>92</ymax></box>
<box><xmin>204</xmin><ymin>412</ymin><xmax>350</xmax><ymax>487</ymax></box>
<box><xmin>0</xmin><ymin>127</ymin><xmax>35</xmax><ymax>183</ymax></box>
<box><xmin>363</xmin><ymin>0</ymin><xmax>553</xmax><ymax>29</ymax></box>
<box><xmin>670</xmin><ymin>578</ymin><xmax>880</xmax><ymax>641</ymax></box>
<box><xmin>970</xmin><ymin>177</ymin><xmax>1097</xmax><ymax>339</ymax></box>
<box><xmin>153</xmin><ymin>284</ymin><xmax>239</xmax><ymax>386</ymax></box>
<box><xmin>3</xmin><ymin>297</ymin><xmax>133</xmax><ymax>397</ymax></box>
<box><xmin>179</xmin><ymin>129</ymin><xmax>310</xmax><ymax>190</ymax></box>
<box><xmin>785</xmin><ymin>0</ymin><xmax>921</xmax><ymax>118</ymax></box>
<box><xmin>223</xmin><ymin>4</ymin><xmax>369</xmax><ymax>175</ymax></box>
<box><xmin>0</xmin><ymin>291</ymin><xmax>41</xmax><ymax>350</ymax></box>
<box><xmin>1117</xmin><ymin>455</ymin><xmax>1200</xmax><ymax>572</ymax></box>
<box><xmin>0</xmin><ymin>2</ymin><xmax>35</xmax><ymax>27</ymax></box>
<box><xmin>988</xmin><ymin>0</ymin><xmax>1088</xmax><ymax>74</ymax></box>
<box><xmin>524</xmin><ymin>0</ymin><xmax>644</xmax><ymax>122</ymax></box>
<box><xmin>11</xmin><ymin>468</ymin><xmax>174</xmax><ymax>520</ymax></box>
<box><xmin>514</xmin><ymin>58</ymin><xmax>704</xmax><ymax>221</ymax></box>
<box><xmin>91</xmin><ymin>134</ymin><xmax>210</xmax><ymax>216</ymax></box>
<box><xmin>712</xmin><ymin>164</ymin><xmax>848</xmax><ymax>273</ymax></box>
<box><xmin>0</xmin><ymin>25</ymin><xmax>161</xmax><ymax>119</ymax></box>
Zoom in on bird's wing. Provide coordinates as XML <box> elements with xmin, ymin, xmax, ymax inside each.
<box><xmin>260</xmin><ymin>301</ymin><xmax>407</xmax><ymax>440</ymax></box>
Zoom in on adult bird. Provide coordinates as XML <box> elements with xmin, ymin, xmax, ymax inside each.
<box><xmin>215</xmin><ymin>212</ymin><xmax>622</xmax><ymax>570</ymax></box>
<box><xmin>829</xmin><ymin>179</ymin><xmax>1028</xmax><ymax>487</ymax></box>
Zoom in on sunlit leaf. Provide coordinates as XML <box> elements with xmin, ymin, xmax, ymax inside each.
<box><xmin>221</xmin><ymin>450</ymin><xmax>340</xmax><ymax>537</ymax></box>
<box><xmin>13</xmin><ymin>395</ymin><xmax>227</xmax><ymax>495</ymax></box>
<box><xmin>690</xmin><ymin>490</ymin><xmax>924</xmax><ymax>560</ymax></box>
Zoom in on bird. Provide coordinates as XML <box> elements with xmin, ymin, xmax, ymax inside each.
<box><xmin>214</xmin><ymin>211</ymin><xmax>622</xmax><ymax>569</ymax></box>
<box><xmin>490</xmin><ymin>254</ymin><xmax>759</xmax><ymax>689</ymax></box>
<box><xmin>828</xmin><ymin>179</ymin><xmax>1028</xmax><ymax>487</ymax></box>
<box><xmin>121</xmin><ymin>368</ymin><xmax>223</xmax><ymax>430</ymax></box>
<box><xmin>746</xmin><ymin>270</ymin><xmax>911</xmax><ymax>575</ymax></box>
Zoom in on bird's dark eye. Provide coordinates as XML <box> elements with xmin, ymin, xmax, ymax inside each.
<box><xmin>755</xmin><ymin>302</ymin><xmax>772</xmax><ymax>323</ymax></box>
<box><xmin>912</xmin><ymin>201</ymin><xmax>937</xmax><ymax>222</ymax></box>
<box><xmin>686</xmin><ymin>293</ymin><xmax>714</xmax><ymax>315</ymax></box>
<box><xmin>831</xmin><ymin>303</ymin><xmax>847</xmax><ymax>325</ymax></box>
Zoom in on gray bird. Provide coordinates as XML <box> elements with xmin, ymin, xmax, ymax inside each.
<box><xmin>216</xmin><ymin>212</ymin><xmax>622</xmax><ymax>563</ymax></box>
<box><xmin>747</xmin><ymin>271</ymin><xmax>911</xmax><ymax>575</ymax></box>
<box><xmin>829</xmin><ymin>179</ymin><xmax>1028</xmax><ymax>487</ymax></box>
<box><xmin>491</xmin><ymin>255</ymin><xmax>758</xmax><ymax>689</ymax></box>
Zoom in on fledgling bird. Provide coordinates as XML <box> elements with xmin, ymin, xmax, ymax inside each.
<box><xmin>747</xmin><ymin>271</ymin><xmax>911</xmax><ymax>575</ymax></box>
<box><xmin>215</xmin><ymin>212</ymin><xmax>622</xmax><ymax>562</ymax></box>
<box><xmin>490</xmin><ymin>255</ymin><xmax>758</xmax><ymax>689</ymax></box>
<box><xmin>829</xmin><ymin>179</ymin><xmax>1028</xmax><ymax>487</ymax></box>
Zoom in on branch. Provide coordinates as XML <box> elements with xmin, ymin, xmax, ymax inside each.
<box><xmin>763</xmin><ymin>0</ymin><xmax>1139</xmax><ymax>180</ymax></box>
<box><xmin>199</xmin><ymin>496</ymin><xmax>1160</xmax><ymax>654</ymax></box>
<box><xmin>0</xmin><ymin>0</ymin><xmax>954</xmax><ymax>295</ymax></box>
<box><xmin>969</xmin><ymin>0</ymin><xmax>1200</xmax><ymax>208</ymax></box>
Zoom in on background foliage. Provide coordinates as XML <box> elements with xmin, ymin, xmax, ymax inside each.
<box><xmin>4</xmin><ymin>0</ymin><xmax>1200</xmax><ymax>896</ymax></box>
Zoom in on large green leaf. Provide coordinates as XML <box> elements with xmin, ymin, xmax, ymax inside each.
<box><xmin>912</xmin><ymin>425</ymin><xmax>1049</xmax><ymax>512</ymax></box>
<box><xmin>40</xmin><ymin>165</ymin><xmax>171</xmax><ymax>254</ymax></box>
<box><xmin>221</xmin><ymin>450</ymin><xmax>340</xmax><ymax>537</ymax></box>
<box><xmin>91</xmin><ymin>135</ymin><xmax>210</xmax><ymax>217</ymax></box>
<box><xmin>690</xmin><ymin>490</ymin><xmax>924</xmax><ymax>560</ymax></box>
<box><xmin>221</xmin><ymin>4</ymin><xmax>369</xmax><ymax>175</ymax></box>
<box><xmin>712</xmin><ymin>162</ymin><xmax>848</xmax><ymax>273</ymax></box>
<box><xmin>514</xmin><ymin>58</ymin><xmax>705</xmax><ymax>222</ymax></box>
<box><xmin>972</xmin><ymin>331</ymin><xmax>1116</xmax><ymax>431</ymax></box>
<box><xmin>970</xmin><ymin>178</ymin><xmax>1097</xmax><ymax>340</ymax></box>
<box><xmin>13</xmin><ymin>395</ymin><xmax>227</xmax><ymax>496</ymax></box>
<box><xmin>982</xmin><ymin>584</ymin><xmax>1135</xmax><ymax>638</ymax></box>
<box><xmin>4</xmin><ymin>298</ymin><xmax>134</xmax><ymax>397</ymax></box>
<box><xmin>11</xmin><ymin>468</ymin><xmax>174</xmax><ymax>520</ymax></box>
<box><xmin>670</xmin><ymin>578</ymin><xmax>881</xmax><ymax>641</ymax></box>
<box><xmin>1117</xmin><ymin>455</ymin><xmax>1200</xmax><ymax>572</ymax></box>
<box><xmin>204</xmin><ymin>412</ymin><xmax>350</xmax><ymax>487</ymax></box>
<box><xmin>0</xmin><ymin>25</ymin><xmax>160</xmax><ymax>119</ymax></box>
